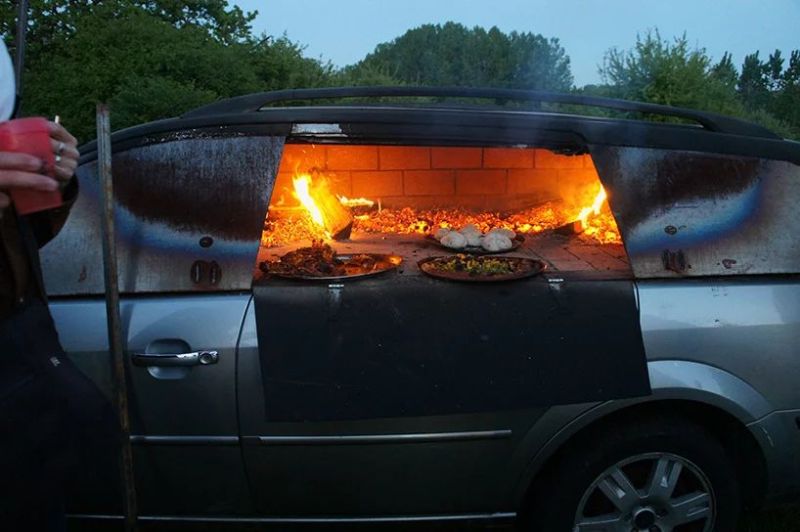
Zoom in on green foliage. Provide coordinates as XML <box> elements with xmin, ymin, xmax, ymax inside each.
<box><xmin>2</xmin><ymin>1</ymin><xmax>331</xmax><ymax>140</ymax></box>
<box><xmin>599</xmin><ymin>30</ymin><xmax>740</xmax><ymax>116</ymax></box>
<box><xmin>597</xmin><ymin>30</ymin><xmax>799</xmax><ymax>139</ymax></box>
<box><xmin>346</xmin><ymin>22</ymin><xmax>573</xmax><ymax>91</ymax></box>
<box><xmin>249</xmin><ymin>35</ymin><xmax>335</xmax><ymax>90</ymax></box>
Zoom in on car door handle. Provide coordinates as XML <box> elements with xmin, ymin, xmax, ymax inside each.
<box><xmin>131</xmin><ymin>350</ymin><xmax>219</xmax><ymax>367</ymax></box>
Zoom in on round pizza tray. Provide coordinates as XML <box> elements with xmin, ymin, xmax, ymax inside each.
<box><xmin>418</xmin><ymin>255</ymin><xmax>546</xmax><ymax>282</ymax></box>
<box><xmin>425</xmin><ymin>234</ymin><xmax>524</xmax><ymax>255</ymax></box>
<box><xmin>263</xmin><ymin>253</ymin><xmax>402</xmax><ymax>281</ymax></box>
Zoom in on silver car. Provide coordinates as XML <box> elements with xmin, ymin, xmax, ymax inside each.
<box><xmin>42</xmin><ymin>88</ymin><xmax>800</xmax><ymax>531</ymax></box>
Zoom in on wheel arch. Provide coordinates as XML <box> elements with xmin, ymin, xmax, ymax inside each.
<box><xmin>511</xmin><ymin>360</ymin><xmax>773</xmax><ymax>515</ymax></box>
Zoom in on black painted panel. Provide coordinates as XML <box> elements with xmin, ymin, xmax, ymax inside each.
<box><xmin>253</xmin><ymin>273</ymin><xmax>650</xmax><ymax>422</ymax></box>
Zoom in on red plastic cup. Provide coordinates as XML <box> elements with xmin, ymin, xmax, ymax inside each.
<box><xmin>0</xmin><ymin>117</ymin><xmax>62</xmax><ymax>215</ymax></box>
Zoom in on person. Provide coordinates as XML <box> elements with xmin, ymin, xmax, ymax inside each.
<box><xmin>0</xmin><ymin>39</ymin><xmax>118</xmax><ymax>530</ymax></box>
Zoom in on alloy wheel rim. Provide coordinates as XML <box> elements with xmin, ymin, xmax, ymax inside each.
<box><xmin>572</xmin><ymin>452</ymin><xmax>715</xmax><ymax>532</ymax></box>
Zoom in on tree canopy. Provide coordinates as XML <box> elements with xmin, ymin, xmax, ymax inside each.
<box><xmin>344</xmin><ymin>23</ymin><xmax>573</xmax><ymax>91</ymax></box>
<box><xmin>594</xmin><ymin>30</ymin><xmax>798</xmax><ymax>138</ymax></box>
<box><xmin>1</xmin><ymin>0</ymin><xmax>331</xmax><ymax>140</ymax></box>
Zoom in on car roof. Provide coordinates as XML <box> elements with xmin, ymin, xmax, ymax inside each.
<box><xmin>182</xmin><ymin>86</ymin><xmax>779</xmax><ymax>139</ymax></box>
<box><xmin>78</xmin><ymin>86</ymin><xmax>800</xmax><ymax>166</ymax></box>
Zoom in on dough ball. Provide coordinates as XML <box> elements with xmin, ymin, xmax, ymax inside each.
<box><xmin>434</xmin><ymin>227</ymin><xmax>451</xmax><ymax>241</ymax></box>
<box><xmin>464</xmin><ymin>232</ymin><xmax>483</xmax><ymax>247</ymax></box>
<box><xmin>459</xmin><ymin>224</ymin><xmax>481</xmax><ymax>237</ymax></box>
<box><xmin>481</xmin><ymin>233</ymin><xmax>513</xmax><ymax>252</ymax></box>
<box><xmin>440</xmin><ymin>231</ymin><xmax>467</xmax><ymax>249</ymax></box>
<box><xmin>488</xmin><ymin>227</ymin><xmax>516</xmax><ymax>239</ymax></box>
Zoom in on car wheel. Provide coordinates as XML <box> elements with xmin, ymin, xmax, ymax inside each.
<box><xmin>524</xmin><ymin>415</ymin><xmax>741</xmax><ymax>531</ymax></box>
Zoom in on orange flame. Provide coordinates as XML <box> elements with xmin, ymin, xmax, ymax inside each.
<box><xmin>576</xmin><ymin>185</ymin><xmax>608</xmax><ymax>225</ymax></box>
<box><xmin>293</xmin><ymin>174</ymin><xmax>325</xmax><ymax>228</ymax></box>
<box><xmin>572</xmin><ymin>185</ymin><xmax>620</xmax><ymax>244</ymax></box>
<box><xmin>292</xmin><ymin>173</ymin><xmax>354</xmax><ymax>240</ymax></box>
<box><xmin>268</xmin><ymin>179</ymin><xmax>620</xmax><ymax>248</ymax></box>
<box><xmin>338</xmin><ymin>195</ymin><xmax>375</xmax><ymax>208</ymax></box>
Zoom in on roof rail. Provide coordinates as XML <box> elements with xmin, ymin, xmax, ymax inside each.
<box><xmin>181</xmin><ymin>86</ymin><xmax>779</xmax><ymax>139</ymax></box>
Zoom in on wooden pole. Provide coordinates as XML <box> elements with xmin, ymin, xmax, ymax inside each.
<box><xmin>96</xmin><ymin>104</ymin><xmax>139</xmax><ymax>532</ymax></box>
<box><xmin>13</xmin><ymin>0</ymin><xmax>29</xmax><ymax>117</ymax></box>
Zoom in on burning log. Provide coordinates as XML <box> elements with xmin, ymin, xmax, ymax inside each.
<box><xmin>555</xmin><ymin>219</ymin><xmax>587</xmax><ymax>235</ymax></box>
<box><xmin>293</xmin><ymin>174</ymin><xmax>353</xmax><ymax>240</ymax></box>
<box><xmin>555</xmin><ymin>185</ymin><xmax>608</xmax><ymax>236</ymax></box>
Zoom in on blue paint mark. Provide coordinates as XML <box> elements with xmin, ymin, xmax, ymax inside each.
<box><xmin>626</xmin><ymin>181</ymin><xmax>763</xmax><ymax>255</ymax></box>
<box><xmin>80</xmin><ymin>175</ymin><xmax>258</xmax><ymax>256</ymax></box>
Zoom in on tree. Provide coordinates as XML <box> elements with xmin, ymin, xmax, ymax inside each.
<box><xmin>0</xmin><ymin>0</ymin><xmax>256</xmax><ymax>52</ymax></box>
<box><xmin>710</xmin><ymin>52</ymin><xmax>737</xmax><ymax>89</ymax></box>
<box><xmin>738</xmin><ymin>51</ymin><xmax>769</xmax><ymax>109</ymax></box>
<box><xmin>599</xmin><ymin>30</ymin><xmax>742</xmax><ymax>116</ymax></box>
<box><xmin>596</xmin><ymin>31</ymin><xmax>798</xmax><ymax>139</ymax></box>
<box><xmin>345</xmin><ymin>23</ymin><xmax>573</xmax><ymax>91</ymax></box>
<box><xmin>770</xmin><ymin>49</ymin><xmax>800</xmax><ymax>132</ymax></box>
<box><xmin>2</xmin><ymin>1</ymin><xmax>332</xmax><ymax>140</ymax></box>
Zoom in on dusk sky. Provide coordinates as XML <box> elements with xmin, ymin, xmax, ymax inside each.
<box><xmin>233</xmin><ymin>0</ymin><xmax>799</xmax><ymax>86</ymax></box>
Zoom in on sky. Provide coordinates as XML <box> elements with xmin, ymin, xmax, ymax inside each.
<box><xmin>232</xmin><ymin>0</ymin><xmax>799</xmax><ymax>87</ymax></box>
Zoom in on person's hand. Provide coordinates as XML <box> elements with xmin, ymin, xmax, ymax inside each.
<box><xmin>48</xmin><ymin>121</ymin><xmax>79</xmax><ymax>186</ymax></box>
<box><xmin>0</xmin><ymin>151</ymin><xmax>58</xmax><ymax>210</ymax></box>
<box><xmin>0</xmin><ymin>121</ymin><xmax>79</xmax><ymax>211</ymax></box>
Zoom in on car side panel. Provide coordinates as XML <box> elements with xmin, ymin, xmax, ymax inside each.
<box><xmin>51</xmin><ymin>294</ymin><xmax>253</xmax><ymax>516</ymax></box>
<box><xmin>638</xmin><ymin>278</ymin><xmax>800</xmax><ymax>410</ymax></box>
<box><xmin>236</xmin><ymin>298</ymin><xmax>546</xmax><ymax>516</ymax></box>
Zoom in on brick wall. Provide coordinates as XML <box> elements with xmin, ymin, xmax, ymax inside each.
<box><xmin>272</xmin><ymin>144</ymin><xmax>600</xmax><ymax>210</ymax></box>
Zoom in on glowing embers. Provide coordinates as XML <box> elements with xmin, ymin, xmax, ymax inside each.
<box><xmin>263</xmin><ymin>173</ymin><xmax>621</xmax><ymax>248</ymax></box>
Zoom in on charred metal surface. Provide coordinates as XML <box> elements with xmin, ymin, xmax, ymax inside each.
<box><xmin>661</xmin><ymin>249</ymin><xmax>688</xmax><ymax>274</ymax></box>
<box><xmin>591</xmin><ymin>146</ymin><xmax>800</xmax><ymax>278</ymax></box>
<box><xmin>41</xmin><ymin>135</ymin><xmax>285</xmax><ymax>295</ymax></box>
<box><xmin>252</xmin><ymin>273</ymin><xmax>650</xmax><ymax>422</ymax></box>
<box><xmin>111</xmin><ymin>137</ymin><xmax>276</xmax><ymax>240</ymax></box>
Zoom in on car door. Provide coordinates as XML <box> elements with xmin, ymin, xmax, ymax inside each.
<box><xmin>49</xmin><ymin>294</ymin><xmax>251</xmax><ymax>516</ymax></box>
<box><xmin>41</xmin><ymin>130</ymin><xmax>284</xmax><ymax>518</ymax></box>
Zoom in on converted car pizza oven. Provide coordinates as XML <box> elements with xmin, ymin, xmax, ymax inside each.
<box><xmin>40</xmin><ymin>87</ymin><xmax>800</xmax><ymax>425</ymax></box>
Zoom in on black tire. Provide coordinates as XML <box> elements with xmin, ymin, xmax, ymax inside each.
<box><xmin>524</xmin><ymin>415</ymin><xmax>741</xmax><ymax>531</ymax></box>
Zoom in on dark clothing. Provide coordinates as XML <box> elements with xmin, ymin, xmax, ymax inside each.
<box><xmin>0</xmin><ymin>179</ymin><xmax>120</xmax><ymax>529</ymax></box>
<box><xmin>0</xmin><ymin>177</ymin><xmax>78</xmax><ymax>317</ymax></box>
<box><xmin>0</xmin><ymin>297</ymin><xmax>119</xmax><ymax>527</ymax></box>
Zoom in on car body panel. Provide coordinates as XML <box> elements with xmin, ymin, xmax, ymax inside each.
<box><xmin>749</xmin><ymin>409</ymin><xmax>800</xmax><ymax>501</ymax></box>
<box><xmin>237</xmin><ymin>297</ymin><xmax>543</xmax><ymax>515</ymax></box>
<box><xmin>592</xmin><ymin>146</ymin><xmax>800</xmax><ymax>278</ymax></box>
<box><xmin>50</xmin><ymin>294</ymin><xmax>253</xmax><ymax>515</ymax></box>
<box><xmin>638</xmin><ymin>278</ymin><xmax>800</xmax><ymax>410</ymax></box>
<box><xmin>41</xmin><ymin>135</ymin><xmax>282</xmax><ymax>296</ymax></box>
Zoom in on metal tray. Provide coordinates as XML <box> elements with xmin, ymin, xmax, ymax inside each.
<box><xmin>418</xmin><ymin>255</ymin><xmax>546</xmax><ymax>282</ymax></box>
<box><xmin>425</xmin><ymin>234</ymin><xmax>524</xmax><ymax>254</ymax></box>
<box><xmin>264</xmin><ymin>253</ymin><xmax>402</xmax><ymax>281</ymax></box>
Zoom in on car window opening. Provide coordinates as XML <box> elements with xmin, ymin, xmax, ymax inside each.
<box><xmin>255</xmin><ymin>143</ymin><xmax>630</xmax><ymax>281</ymax></box>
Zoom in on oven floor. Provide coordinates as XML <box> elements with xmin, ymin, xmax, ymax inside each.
<box><xmin>255</xmin><ymin>232</ymin><xmax>631</xmax><ymax>280</ymax></box>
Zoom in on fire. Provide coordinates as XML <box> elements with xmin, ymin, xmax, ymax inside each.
<box><xmin>571</xmin><ymin>185</ymin><xmax>620</xmax><ymax>244</ymax></box>
<box><xmin>291</xmin><ymin>173</ymin><xmax>353</xmax><ymax>240</ymax></box>
<box><xmin>338</xmin><ymin>196</ymin><xmax>375</xmax><ymax>208</ymax></box>
<box><xmin>265</xmin><ymin>179</ymin><xmax>621</xmax><ymax>248</ymax></box>
<box><xmin>577</xmin><ymin>186</ymin><xmax>607</xmax><ymax>225</ymax></box>
<box><xmin>293</xmin><ymin>175</ymin><xmax>325</xmax><ymax>228</ymax></box>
